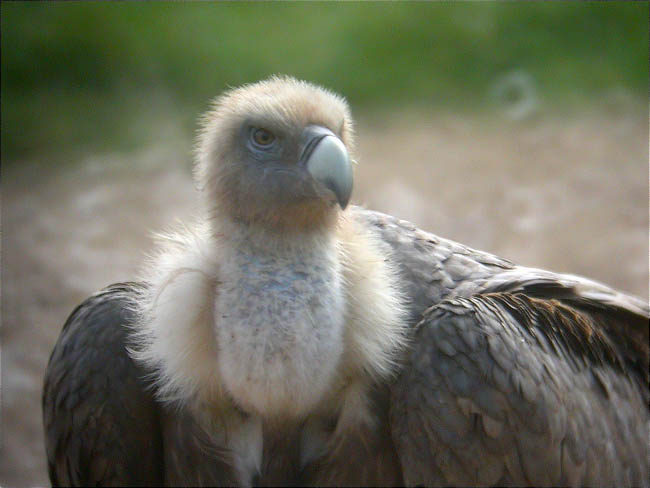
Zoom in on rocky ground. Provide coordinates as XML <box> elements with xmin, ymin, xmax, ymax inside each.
<box><xmin>2</xmin><ymin>110</ymin><xmax>647</xmax><ymax>487</ymax></box>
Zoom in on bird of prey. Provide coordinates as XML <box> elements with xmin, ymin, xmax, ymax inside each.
<box><xmin>43</xmin><ymin>77</ymin><xmax>649</xmax><ymax>487</ymax></box>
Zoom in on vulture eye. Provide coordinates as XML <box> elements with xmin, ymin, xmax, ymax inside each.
<box><xmin>251</xmin><ymin>128</ymin><xmax>276</xmax><ymax>148</ymax></box>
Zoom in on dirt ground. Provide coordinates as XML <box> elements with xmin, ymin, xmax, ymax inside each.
<box><xmin>2</xmin><ymin>110</ymin><xmax>648</xmax><ymax>487</ymax></box>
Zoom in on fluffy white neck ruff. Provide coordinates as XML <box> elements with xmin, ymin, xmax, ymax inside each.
<box><xmin>130</xmin><ymin>208</ymin><xmax>408</xmax><ymax>420</ymax></box>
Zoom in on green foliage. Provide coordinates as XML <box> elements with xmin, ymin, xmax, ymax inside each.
<box><xmin>2</xmin><ymin>1</ymin><xmax>648</xmax><ymax>159</ymax></box>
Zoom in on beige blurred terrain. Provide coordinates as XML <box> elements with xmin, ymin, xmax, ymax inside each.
<box><xmin>2</xmin><ymin>110</ymin><xmax>648</xmax><ymax>487</ymax></box>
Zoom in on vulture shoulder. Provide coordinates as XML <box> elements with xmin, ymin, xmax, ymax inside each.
<box><xmin>356</xmin><ymin>209</ymin><xmax>650</xmax><ymax>486</ymax></box>
<box><xmin>42</xmin><ymin>283</ymin><xmax>164</xmax><ymax>486</ymax></box>
<box><xmin>43</xmin><ymin>283</ymin><xmax>241</xmax><ymax>486</ymax></box>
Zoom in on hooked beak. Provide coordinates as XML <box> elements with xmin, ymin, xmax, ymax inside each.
<box><xmin>299</xmin><ymin>125</ymin><xmax>353</xmax><ymax>209</ymax></box>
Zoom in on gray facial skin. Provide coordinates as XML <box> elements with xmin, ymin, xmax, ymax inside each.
<box><xmin>237</xmin><ymin>122</ymin><xmax>352</xmax><ymax>211</ymax></box>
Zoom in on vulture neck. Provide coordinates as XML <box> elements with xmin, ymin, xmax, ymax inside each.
<box><xmin>216</xmin><ymin>214</ymin><xmax>340</xmax><ymax>257</ymax></box>
<box><xmin>212</xmin><ymin>214</ymin><xmax>347</xmax><ymax>419</ymax></box>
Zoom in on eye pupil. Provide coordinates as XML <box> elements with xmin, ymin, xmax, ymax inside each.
<box><xmin>253</xmin><ymin>128</ymin><xmax>275</xmax><ymax>146</ymax></box>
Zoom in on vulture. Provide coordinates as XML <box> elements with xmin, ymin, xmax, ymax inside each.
<box><xmin>43</xmin><ymin>76</ymin><xmax>649</xmax><ymax>487</ymax></box>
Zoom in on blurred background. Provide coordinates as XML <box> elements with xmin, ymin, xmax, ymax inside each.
<box><xmin>2</xmin><ymin>2</ymin><xmax>648</xmax><ymax>486</ymax></box>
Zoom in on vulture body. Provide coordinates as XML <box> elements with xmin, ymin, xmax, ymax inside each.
<box><xmin>43</xmin><ymin>78</ymin><xmax>649</xmax><ymax>487</ymax></box>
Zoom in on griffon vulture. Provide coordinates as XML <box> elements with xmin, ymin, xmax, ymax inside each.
<box><xmin>43</xmin><ymin>77</ymin><xmax>649</xmax><ymax>487</ymax></box>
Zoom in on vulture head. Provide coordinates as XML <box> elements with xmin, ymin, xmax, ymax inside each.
<box><xmin>196</xmin><ymin>76</ymin><xmax>355</xmax><ymax>231</ymax></box>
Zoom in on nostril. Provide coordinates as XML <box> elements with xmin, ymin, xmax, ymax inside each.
<box><xmin>299</xmin><ymin>135</ymin><xmax>327</xmax><ymax>167</ymax></box>
<box><xmin>298</xmin><ymin>125</ymin><xmax>338</xmax><ymax>167</ymax></box>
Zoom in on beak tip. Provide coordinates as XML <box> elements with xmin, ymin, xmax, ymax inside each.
<box><xmin>303</xmin><ymin>130</ymin><xmax>353</xmax><ymax>211</ymax></box>
<box><xmin>334</xmin><ymin>175</ymin><xmax>353</xmax><ymax>210</ymax></box>
<box><xmin>335</xmin><ymin>191</ymin><xmax>350</xmax><ymax>210</ymax></box>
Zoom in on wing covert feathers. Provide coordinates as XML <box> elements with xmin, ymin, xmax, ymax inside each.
<box><xmin>42</xmin><ymin>283</ymin><xmax>164</xmax><ymax>486</ymax></box>
<box><xmin>390</xmin><ymin>291</ymin><xmax>649</xmax><ymax>487</ymax></box>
